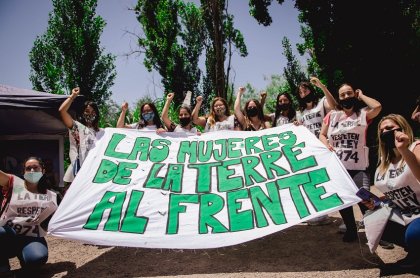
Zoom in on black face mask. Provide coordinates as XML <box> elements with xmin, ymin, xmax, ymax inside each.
<box><xmin>246</xmin><ymin>107</ymin><xmax>258</xmax><ymax>117</ymax></box>
<box><xmin>380</xmin><ymin>128</ymin><xmax>402</xmax><ymax>149</ymax></box>
<box><xmin>278</xmin><ymin>103</ymin><xmax>290</xmax><ymax>111</ymax></box>
<box><xmin>179</xmin><ymin>117</ymin><xmax>191</xmax><ymax>127</ymax></box>
<box><xmin>339</xmin><ymin>97</ymin><xmax>358</xmax><ymax>109</ymax></box>
<box><xmin>301</xmin><ymin>93</ymin><xmax>316</xmax><ymax>104</ymax></box>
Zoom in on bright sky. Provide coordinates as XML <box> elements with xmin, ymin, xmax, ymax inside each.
<box><xmin>0</xmin><ymin>0</ymin><xmax>306</xmax><ymax>106</ymax></box>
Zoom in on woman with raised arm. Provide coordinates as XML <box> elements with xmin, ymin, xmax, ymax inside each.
<box><xmin>319</xmin><ymin>83</ymin><xmax>382</xmax><ymax>242</ymax></box>
<box><xmin>116</xmin><ymin>101</ymin><xmax>165</xmax><ymax>132</ymax></box>
<box><xmin>192</xmin><ymin>96</ymin><xmax>241</xmax><ymax>132</ymax></box>
<box><xmin>161</xmin><ymin>92</ymin><xmax>198</xmax><ymax>134</ymax></box>
<box><xmin>0</xmin><ymin>157</ymin><xmax>59</xmax><ymax>276</ymax></box>
<box><xmin>59</xmin><ymin>87</ymin><xmax>104</xmax><ymax>185</ymax></box>
<box><xmin>234</xmin><ymin>87</ymin><xmax>268</xmax><ymax>131</ymax></box>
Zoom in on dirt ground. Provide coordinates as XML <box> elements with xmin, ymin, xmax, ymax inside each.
<box><xmin>8</xmin><ymin>189</ymin><xmax>420</xmax><ymax>278</ymax></box>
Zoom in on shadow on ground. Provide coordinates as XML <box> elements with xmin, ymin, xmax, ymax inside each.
<box><xmin>46</xmin><ymin>217</ymin><xmax>393</xmax><ymax>277</ymax></box>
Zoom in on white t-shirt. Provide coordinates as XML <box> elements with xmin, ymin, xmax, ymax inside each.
<box><xmin>374</xmin><ymin>141</ymin><xmax>420</xmax><ymax>224</ymax></box>
<box><xmin>325</xmin><ymin>108</ymin><xmax>370</xmax><ymax>170</ymax></box>
<box><xmin>0</xmin><ymin>176</ymin><xmax>58</xmax><ymax>237</ymax></box>
<box><xmin>296</xmin><ymin>96</ymin><xmax>326</xmax><ymax>138</ymax></box>
<box><xmin>205</xmin><ymin>115</ymin><xmax>235</xmax><ymax>132</ymax></box>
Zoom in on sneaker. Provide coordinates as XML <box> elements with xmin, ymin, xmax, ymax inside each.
<box><xmin>396</xmin><ymin>253</ymin><xmax>420</xmax><ymax>268</ymax></box>
<box><xmin>338</xmin><ymin>223</ymin><xmax>347</xmax><ymax>233</ymax></box>
<box><xmin>379</xmin><ymin>240</ymin><xmax>394</xmax><ymax>249</ymax></box>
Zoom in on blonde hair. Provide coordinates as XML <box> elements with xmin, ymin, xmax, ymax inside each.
<box><xmin>377</xmin><ymin>114</ymin><xmax>414</xmax><ymax>176</ymax></box>
<box><xmin>207</xmin><ymin>97</ymin><xmax>230</xmax><ymax>128</ymax></box>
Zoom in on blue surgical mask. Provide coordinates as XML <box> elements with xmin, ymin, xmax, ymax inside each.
<box><xmin>24</xmin><ymin>172</ymin><xmax>43</xmax><ymax>184</ymax></box>
<box><xmin>142</xmin><ymin>112</ymin><xmax>155</xmax><ymax>122</ymax></box>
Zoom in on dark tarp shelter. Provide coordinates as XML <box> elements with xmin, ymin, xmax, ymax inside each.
<box><xmin>0</xmin><ymin>84</ymin><xmax>84</xmax><ymax>187</ymax></box>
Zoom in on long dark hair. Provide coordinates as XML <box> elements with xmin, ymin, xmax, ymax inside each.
<box><xmin>296</xmin><ymin>81</ymin><xmax>320</xmax><ymax>112</ymax></box>
<box><xmin>337</xmin><ymin>83</ymin><xmax>363</xmax><ymax>114</ymax></box>
<box><xmin>243</xmin><ymin>99</ymin><xmax>265</xmax><ymax>129</ymax></box>
<box><xmin>272</xmin><ymin>92</ymin><xmax>296</xmax><ymax>127</ymax></box>
<box><xmin>138</xmin><ymin>102</ymin><xmax>163</xmax><ymax>129</ymax></box>
<box><xmin>23</xmin><ymin>156</ymin><xmax>52</xmax><ymax>194</ymax></box>
<box><xmin>79</xmin><ymin>101</ymin><xmax>100</xmax><ymax>132</ymax></box>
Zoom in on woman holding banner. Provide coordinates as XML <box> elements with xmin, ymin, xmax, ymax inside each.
<box><xmin>319</xmin><ymin>83</ymin><xmax>382</xmax><ymax>242</ymax></box>
<box><xmin>117</xmin><ymin>101</ymin><xmax>165</xmax><ymax>132</ymax></box>
<box><xmin>0</xmin><ymin>157</ymin><xmax>59</xmax><ymax>276</ymax></box>
<box><xmin>234</xmin><ymin>87</ymin><xmax>269</xmax><ymax>131</ymax></box>
<box><xmin>192</xmin><ymin>96</ymin><xmax>241</xmax><ymax>132</ymax></box>
<box><xmin>161</xmin><ymin>92</ymin><xmax>198</xmax><ymax>134</ymax></box>
<box><xmin>59</xmin><ymin>87</ymin><xmax>104</xmax><ymax>185</ymax></box>
<box><xmin>295</xmin><ymin>77</ymin><xmax>337</xmax><ymax>226</ymax></box>
<box><xmin>364</xmin><ymin>114</ymin><xmax>420</xmax><ymax>268</ymax></box>
<box><xmin>270</xmin><ymin>92</ymin><xmax>297</xmax><ymax>127</ymax></box>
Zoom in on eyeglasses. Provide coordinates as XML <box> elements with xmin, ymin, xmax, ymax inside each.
<box><xmin>25</xmin><ymin>166</ymin><xmax>42</xmax><ymax>172</ymax></box>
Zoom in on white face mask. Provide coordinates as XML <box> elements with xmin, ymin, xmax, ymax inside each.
<box><xmin>24</xmin><ymin>172</ymin><xmax>43</xmax><ymax>184</ymax></box>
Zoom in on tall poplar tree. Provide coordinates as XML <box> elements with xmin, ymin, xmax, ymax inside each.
<box><xmin>29</xmin><ymin>0</ymin><xmax>116</xmax><ymax>106</ymax></box>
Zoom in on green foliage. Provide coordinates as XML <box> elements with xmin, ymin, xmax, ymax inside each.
<box><xmin>248</xmin><ymin>0</ymin><xmax>285</xmax><ymax>26</ymax></box>
<box><xmin>263</xmin><ymin>75</ymin><xmax>296</xmax><ymax>113</ymax></box>
<box><xmin>29</xmin><ymin>0</ymin><xmax>116</xmax><ymax>107</ymax></box>
<box><xmin>281</xmin><ymin>37</ymin><xmax>306</xmax><ymax>96</ymax></box>
<box><xmin>134</xmin><ymin>0</ymin><xmax>205</xmax><ymax>106</ymax></box>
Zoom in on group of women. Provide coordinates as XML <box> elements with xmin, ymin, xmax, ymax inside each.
<box><xmin>1</xmin><ymin>79</ymin><xmax>419</xmax><ymax>275</ymax></box>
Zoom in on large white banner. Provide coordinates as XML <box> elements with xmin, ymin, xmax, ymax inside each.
<box><xmin>48</xmin><ymin>124</ymin><xmax>360</xmax><ymax>249</ymax></box>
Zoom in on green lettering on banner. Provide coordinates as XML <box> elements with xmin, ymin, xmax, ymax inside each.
<box><xmin>199</xmin><ymin>193</ymin><xmax>228</xmax><ymax>233</ymax></box>
<box><xmin>84</xmin><ymin>191</ymin><xmax>126</xmax><ymax>231</ymax></box>
<box><xmin>259</xmin><ymin>151</ymin><xmax>289</xmax><ymax>179</ymax></box>
<box><xmin>143</xmin><ymin>163</ymin><xmax>165</xmax><ymax>189</ymax></box>
<box><xmin>177</xmin><ymin>141</ymin><xmax>197</xmax><ymax>163</ymax></box>
<box><xmin>250</xmin><ymin>182</ymin><xmax>286</xmax><ymax>227</ymax></box>
<box><xmin>276</xmin><ymin>173</ymin><xmax>312</xmax><ymax>218</ymax></box>
<box><xmin>278</xmin><ymin>131</ymin><xmax>297</xmax><ymax>145</ymax></box>
<box><xmin>167</xmin><ymin>194</ymin><xmax>199</xmax><ymax>234</ymax></box>
<box><xmin>227</xmin><ymin>138</ymin><xmax>243</xmax><ymax>158</ymax></box>
<box><xmin>303</xmin><ymin>168</ymin><xmax>343</xmax><ymax>210</ymax></box>
<box><xmin>127</xmin><ymin>137</ymin><xmax>151</xmax><ymax>161</ymax></box>
<box><xmin>93</xmin><ymin>159</ymin><xmax>138</xmax><ymax>185</ymax></box>
<box><xmin>217</xmin><ymin>159</ymin><xmax>243</xmax><ymax>192</ymax></box>
<box><xmin>227</xmin><ymin>189</ymin><xmax>254</xmax><ymax>232</ymax></box>
<box><xmin>241</xmin><ymin>156</ymin><xmax>266</xmax><ymax>186</ymax></box>
<box><xmin>213</xmin><ymin>139</ymin><xmax>227</xmax><ymax>161</ymax></box>
<box><xmin>188</xmin><ymin>162</ymin><xmax>221</xmax><ymax>193</ymax></box>
<box><xmin>261</xmin><ymin>134</ymin><xmax>279</xmax><ymax>151</ymax></box>
<box><xmin>244</xmin><ymin>136</ymin><xmax>263</xmax><ymax>154</ymax></box>
<box><xmin>93</xmin><ymin>159</ymin><xmax>118</xmax><ymax>183</ymax></box>
<box><xmin>197</xmin><ymin>141</ymin><xmax>213</xmax><ymax>162</ymax></box>
<box><xmin>104</xmin><ymin>133</ymin><xmax>129</xmax><ymax>159</ymax></box>
<box><xmin>162</xmin><ymin>164</ymin><xmax>184</xmax><ymax>192</ymax></box>
<box><xmin>150</xmin><ymin>139</ymin><xmax>171</xmax><ymax>162</ymax></box>
<box><xmin>282</xmin><ymin>142</ymin><xmax>316</xmax><ymax>172</ymax></box>
<box><xmin>120</xmin><ymin>190</ymin><xmax>148</xmax><ymax>234</ymax></box>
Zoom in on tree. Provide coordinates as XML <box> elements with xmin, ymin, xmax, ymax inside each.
<box><xmin>134</xmin><ymin>0</ymin><xmax>205</xmax><ymax>105</ymax></box>
<box><xmin>281</xmin><ymin>37</ymin><xmax>306</xmax><ymax>95</ymax></box>
<box><xmin>248</xmin><ymin>0</ymin><xmax>284</xmax><ymax>26</ymax></box>
<box><xmin>29</xmin><ymin>0</ymin><xmax>116</xmax><ymax>107</ymax></box>
<box><xmin>200</xmin><ymin>0</ymin><xmax>248</xmax><ymax>103</ymax></box>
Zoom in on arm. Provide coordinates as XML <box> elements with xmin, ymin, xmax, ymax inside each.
<box><xmin>259</xmin><ymin>91</ymin><xmax>267</xmax><ymax>108</ymax></box>
<box><xmin>412</xmin><ymin>104</ymin><xmax>420</xmax><ymax>121</ymax></box>
<box><xmin>162</xmin><ymin>92</ymin><xmax>175</xmax><ymax>130</ymax></box>
<box><xmin>0</xmin><ymin>170</ymin><xmax>11</xmax><ymax>188</ymax></box>
<box><xmin>192</xmin><ymin>96</ymin><xmax>207</xmax><ymax>128</ymax></box>
<box><xmin>58</xmin><ymin>87</ymin><xmax>79</xmax><ymax>128</ymax></box>
<box><xmin>395</xmin><ymin>131</ymin><xmax>420</xmax><ymax>182</ymax></box>
<box><xmin>234</xmin><ymin>87</ymin><xmax>246</xmax><ymax>127</ymax></box>
<box><xmin>116</xmin><ymin>102</ymin><xmax>129</xmax><ymax>128</ymax></box>
<box><xmin>319</xmin><ymin>118</ymin><xmax>334</xmax><ymax>151</ymax></box>
<box><xmin>356</xmin><ymin>89</ymin><xmax>382</xmax><ymax>121</ymax></box>
<box><xmin>310</xmin><ymin>77</ymin><xmax>337</xmax><ymax>111</ymax></box>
